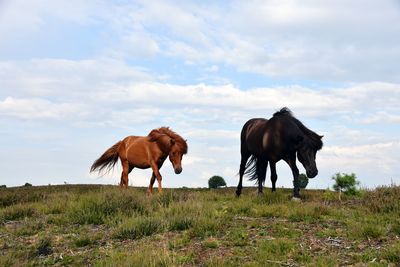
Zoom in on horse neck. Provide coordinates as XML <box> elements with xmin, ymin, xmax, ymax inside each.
<box><xmin>154</xmin><ymin>136</ymin><xmax>172</xmax><ymax>155</ymax></box>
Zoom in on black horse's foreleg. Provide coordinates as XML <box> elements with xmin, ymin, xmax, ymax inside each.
<box><xmin>270</xmin><ymin>161</ymin><xmax>277</xmax><ymax>192</ymax></box>
<box><xmin>284</xmin><ymin>156</ymin><xmax>300</xmax><ymax>198</ymax></box>
<box><xmin>236</xmin><ymin>153</ymin><xmax>250</xmax><ymax>197</ymax></box>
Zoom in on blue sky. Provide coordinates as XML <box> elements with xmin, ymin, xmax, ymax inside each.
<box><xmin>0</xmin><ymin>0</ymin><xmax>399</xmax><ymax>189</ymax></box>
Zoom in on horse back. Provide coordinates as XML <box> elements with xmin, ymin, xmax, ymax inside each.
<box><xmin>241</xmin><ymin>118</ymin><xmax>269</xmax><ymax>156</ymax></box>
<box><xmin>241</xmin><ymin>117</ymin><xmax>298</xmax><ymax>160</ymax></box>
<box><xmin>121</xmin><ymin>136</ymin><xmax>163</xmax><ymax>169</ymax></box>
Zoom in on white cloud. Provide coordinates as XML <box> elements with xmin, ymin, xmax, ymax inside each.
<box><xmin>2</xmin><ymin>1</ymin><xmax>399</xmax><ymax>81</ymax></box>
<box><xmin>317</xmin><ymin>141</ymin><xmax>400</xmax><ymax>188</ymax></box>
<box><xmin>110</xmin><ymin>0</ymin><xmax>400</xmax><ymax>82</ymax></box>
<box><xmin>0</xmin><ymin>97</ymin><xmax>81</xmax><ymax>120</ymax></box>
<box><xmin>361</xmin><ymin>111</ymin><xmax>400</xmax><ymax>124</ymax></box>
<box><xmin>0</xmin><ymin>0</ymin><xmax>108</xmax><ymax>40</ymax></box>
<box><xmin>205</xmin><ymin>65</ymin><xmax>219</xmax><ymax>72</ymax></box>
<box><xmin>1</xmin><ymin>58</ymin><xmax>399</xmax><ymax>132</ymax></box>
<box><xmin>119</xmin><ymin>32</ymin><xmax>160</xmax><ymax>59</ymax></box>
<box><xmin>0</xmin><ymin>58</ymin><xmax>154</xmax><ymax>99</ymax></box>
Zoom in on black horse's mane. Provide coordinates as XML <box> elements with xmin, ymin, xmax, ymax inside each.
<box><xmin>273</xmin><ymin>107</ymin><xmax>323</xmax><ymax>150</ymax></box>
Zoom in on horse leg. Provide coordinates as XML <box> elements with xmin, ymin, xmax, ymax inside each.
<box><xmin>147</xmin><ymin>173</ymin><xmax>156</xmax><ymax>195</ymax></box>
<box><xmin>236</xmin><ymin>152</ymin><xmax>250</xmax><ymax>197</ymax></box>
<box><xmin>150</xmin><ymin>161</ymin><xmax>163</xmax><ymax>193</ymax></box>
<box><xmin>120</xmin><ymin>160</ymin><xmax>130</xmax><ymax>188</ymax></box>
<box><xmin>148</xmin><ymin>161</ymin><xmax>164</xmax><ymax>194</ymax></box>
<box><xmin>257</xmin><ymin>160</ymin><xmax>268</xmax><ymax>195</ymax></box>
<box><xmin>284</xmin><ymin>155</ymin><xmax>300</xmax><ymax>198</ymax></box>
<box><xmin>270</xmin><ymin>161</ymin><xmax>278</xmax><ymax>192</ymax></box>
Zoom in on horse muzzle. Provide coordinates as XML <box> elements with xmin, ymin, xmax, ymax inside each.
<box><xmin>306</xmin><ymin>169</ymin><xmax>318</xmax><ymax>178</ymax></box>
<box><xmin>174</xmin><ymin>167</ymin><xmax>182</xmax><ymax>174</ymax></box>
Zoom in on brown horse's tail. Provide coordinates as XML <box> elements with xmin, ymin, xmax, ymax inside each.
<box><xmin>90</xmin><ymin>141</ymin><xmax>122</xmax><ymax>173</ymax></box>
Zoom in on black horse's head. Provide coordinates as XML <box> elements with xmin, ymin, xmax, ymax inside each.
<box><xmin>296</xmin><ymin>135</ymin><xmax>323</xmax><ymax>178</ymax></box>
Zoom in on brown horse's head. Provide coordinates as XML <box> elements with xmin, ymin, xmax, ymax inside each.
<box><xmin>149</xmin><ymin>127</ymin><xmax>188</xmax><ymax>174</ymax></box>
<box><xmin>169</xmin><ymin>140</ymin><xmax>184</xmax><ymax>174</ymax></box>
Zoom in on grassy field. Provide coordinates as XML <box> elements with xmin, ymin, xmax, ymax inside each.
<box><xmin>0</xmin><ymin>184</ymin><xmax>399</xmax><ymax>266</ymax></box>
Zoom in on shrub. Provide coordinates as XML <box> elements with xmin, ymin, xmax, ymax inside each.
<box><xmin>298</xmin><ymin>173</ymin><xmax>309</xmax><ymax>189</ymax></box>
<box><xmin>208</xmin><ymin>176</ymin><xmax>226</xmax><ymax>189</ymax></box>
<box><xmin>24</xmin><ymin>183</ymin><xmax>32</xmax><ymax>187</ymax></box>
<box><xmin>363</xmin><ymin>185</ymin><xmax>400</xmax><ymax>213</ymax></box>
<box><xmin>332</xmin><ymin>173</ymin><xmax>360</xmax><ymax>200</ymax></box>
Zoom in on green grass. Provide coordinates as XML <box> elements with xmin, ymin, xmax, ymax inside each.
<box><xmin>0</xmin><ymin>184</ymin><xmax>399</xmax><ymax>266</ymax></box>
<box><xmin>114</xmin><ymin>215</ymin><xmax>163</xmax><ymax>240</ymax></box>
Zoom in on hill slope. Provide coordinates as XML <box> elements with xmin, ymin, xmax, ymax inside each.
<box><xmin>1</xmin><ymin>185</ymin><xmax>399</xmax><ymax>266</ymax></box>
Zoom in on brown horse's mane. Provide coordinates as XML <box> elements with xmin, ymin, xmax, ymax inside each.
<box><xmin>148</xmin><ymin>127</ymin><xmax>188</xmax><ymax>154</ymax></box>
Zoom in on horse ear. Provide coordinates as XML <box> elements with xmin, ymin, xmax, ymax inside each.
<box><xmin>319</xmin><ymin>135</ymin><xmax>324</xmax><ymax>139</ymax></box>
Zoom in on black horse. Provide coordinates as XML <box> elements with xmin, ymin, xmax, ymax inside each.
<box><xmin>236</xmin><ymin>108</ymin><xmax>323</xmax><ymax>199</ymax></box>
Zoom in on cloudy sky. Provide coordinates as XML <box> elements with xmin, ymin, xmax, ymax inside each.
<box><xmin>0</xmin><ymin>0</ymin><xmax>399</xmax><ymax>189</ymax></box>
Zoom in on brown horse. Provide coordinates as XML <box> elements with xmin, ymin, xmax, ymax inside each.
<box><xmin>90</xmin><ymin>127</ymin><xmax>188</xmax><ymax>193</ymax></box>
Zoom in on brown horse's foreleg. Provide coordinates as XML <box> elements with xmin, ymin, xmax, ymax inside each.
<box><xmin>147</xmin><ymin>173</ymin><xmax>157</xmax><ymax>195</ymax></box>
<box><xmin>150</xmin><ymin>161</ymin><xmax>163</xmax><ymax>193</ymax></box>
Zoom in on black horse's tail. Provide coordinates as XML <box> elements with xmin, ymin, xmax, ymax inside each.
<box><xmin>90</xmin><ymin>141</ymin><xmax>122</xmax><ymax>173</ymax></box>
<box><xmin>244</xmin><ymin>155</ymin><xmax>266</xmax><ymax>185</ymax></box>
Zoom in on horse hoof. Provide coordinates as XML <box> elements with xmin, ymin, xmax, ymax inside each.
<box><xmin>235</xmin><ymin>191</ymin><xmax>241</xmax><ymax>197</ymax></box>
<box><xmin>291</xmin><ymin>197</ymin><xmax>301</xmax><ymax>202</ymax></box>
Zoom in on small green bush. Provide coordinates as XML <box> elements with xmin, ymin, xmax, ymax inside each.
<box><xmin>208</xmin><ymin>176</ymin><xmax>226</xmax><ymax>189</ymax></box>
<box><xmin>298</xmin><ymin>173</ymin><xmax>309</xmax><ymax>189</ymax></box>
<box><xmin>332</xmin><ymin>173</ymin><xmax>360</xmax><ymax>200</ymax></box>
